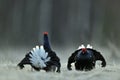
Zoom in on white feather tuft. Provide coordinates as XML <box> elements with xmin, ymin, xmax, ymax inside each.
<box><xmin>77</xmin><ymin>44</ymin><xmax>85</xmax><ymax>50</ymax></box>
<box><xmin>86</xmin><ymin>44</ymin><xmax>93</xmax><ymax>49</ymax></box>
<box><xmin>29</xmin><ymin>45</ymin><xmax>50</xmax><ymax>68</ymax></box>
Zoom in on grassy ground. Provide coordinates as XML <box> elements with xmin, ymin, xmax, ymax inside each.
<box><xmin>0</xmin><ymin>47</ymin><xmax>120</xmax><ymax>80</ymax></box>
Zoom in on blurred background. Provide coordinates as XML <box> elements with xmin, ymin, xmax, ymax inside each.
<box><xmin>0</xmin><ymin>0</ymin><xmax>120</xmax><ymax>61</ymax></box>
<box><xmin>1</xmin><ymin>1</ymin><xmax>120</xmax><ymax>79</ymax></box>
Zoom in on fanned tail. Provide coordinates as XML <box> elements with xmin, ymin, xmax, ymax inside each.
<box><xmin>29</xmin><ymin>45</ymin><xmax>50</xmax><ymax>68</ymax></box>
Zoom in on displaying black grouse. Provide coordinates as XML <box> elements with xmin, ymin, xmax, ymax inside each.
<box><xmin>17</xmin><ymin>32</ymin><xmax>61</xmax><ymax>73</ymax></box>
<box><xmin>67</xmin><ymin>44</ymin><xmax>106</xmax><ymax>71</ymax></box>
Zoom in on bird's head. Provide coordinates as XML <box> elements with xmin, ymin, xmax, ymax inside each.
<box><xmin>43</xmin><ymin>32</ymin><xmax>51</xmax><ymax>52</ymax></box>
<box><xmin>81</xmin><ymin>48</ymin><xmax>87</xmax><ymax>54</ymax></box>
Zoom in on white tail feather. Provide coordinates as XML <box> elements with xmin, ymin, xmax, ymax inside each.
<box><xmin>77</xmin><ymin>44</ymin><xmax>85</xmax><ymax>50</ymax></box>
<box><xmin>86</xmin><ymin>44</ymin><xmax>93</xmax><ymax>49</ymax></box>
<box><xmin>77</xmin><ymin>44</ymin><xmax>93</xmax><ymax>50</ymax></box>
<box><xmin>29</xmin><ymin>45</ymin><xmax>50</xmax><ymax>68</ymax></box>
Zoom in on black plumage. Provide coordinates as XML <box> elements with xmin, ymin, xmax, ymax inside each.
<box><xmin>17</xmin><ymin>32</ymin><xmax>61</xmax><ymax>73</ymax></box>
<box><xmin>67</xmin><ymin>45</ymin><xmax>106</xmax><ymax>71</ymax></box>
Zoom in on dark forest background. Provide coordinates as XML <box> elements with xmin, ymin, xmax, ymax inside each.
<box><xmin>0</xmin><ymin>0</ymin><xmax>120</xmax><ymax>49</ymax></box>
